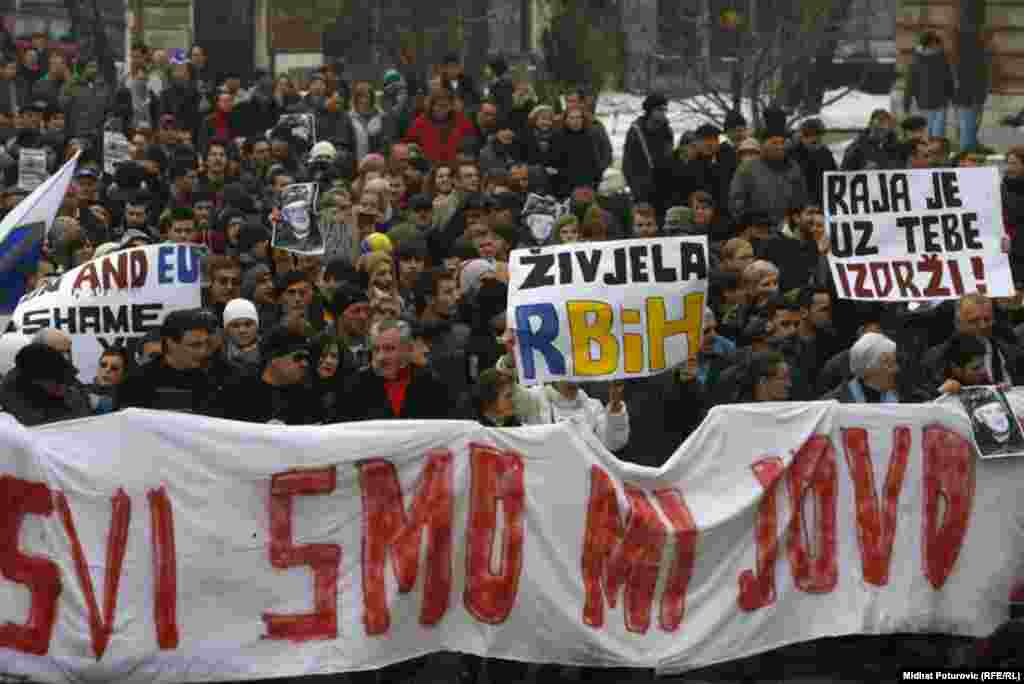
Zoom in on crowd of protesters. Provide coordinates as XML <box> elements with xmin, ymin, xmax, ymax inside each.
<box><xmin>0</xmin><ymin>32</ymin><xmax>1021</xmax><ymax>683</ymax></box>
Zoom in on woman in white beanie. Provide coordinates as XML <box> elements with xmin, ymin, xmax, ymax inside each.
<box><xmin>823</xmin><ymin>331</ymin><xmax>901</xmax><ymax>403</ymax></box>
<box><xmin>221</xmin><ymin>298</ymin><xmax>262</xmax><ymax>375</ymax></box>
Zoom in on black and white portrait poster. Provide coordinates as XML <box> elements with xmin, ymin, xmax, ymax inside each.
<box><xmin>957</xmin><ymin>386</ymin><xmax>1024</xmax><ymax>460</ymax></box>
<box><xmin>103</xmin><ymin>131</ymin><xmax>131</xmax><ymax>175</ymax></box>
<box><xmin>277</xmin><ymin>113</ymin><xmax>316</xmax><ymax>151</ymax></box>
<box><xmin>272</xmin><ymin>183</ymin><xmax>324</xmax><ymax>256</ymax></box>
<box><xmin>18</xmin><ymin>148</ymin><xmax>48</xmax><ymax>191</ymax></box>
<box><xmin>521</xmin><ymin>193</ymin><xmax>571</xmax><ymax>244</ymax></box>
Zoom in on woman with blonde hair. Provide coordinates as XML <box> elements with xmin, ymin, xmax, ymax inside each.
<box><xmin>361</xmin><ymin>250</ymin><xmax>410</xmax><ymax>316</ymax></box>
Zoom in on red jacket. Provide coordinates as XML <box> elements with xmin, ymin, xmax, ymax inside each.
<box><xmin>403</xmin><ymin>111</ymin><xmax>475</xmax><ymax>165</ymax></box>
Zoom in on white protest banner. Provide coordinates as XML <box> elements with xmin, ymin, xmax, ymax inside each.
<box><xmin>0</xmin><ymin>404</ymin><xmax>1021</xmax><ymax>683</ymax></box>
<box><xmin>508</xmin><ymin>236</ymin><xmax>708</xmax><ymax>385</ymax></box>
<box><xmin>825</xmin><ymin>167</ymin><xmax>1014</xmax><ymax>301</ymax></box>
<box><xmin>18</xmin><ymin>148</ymin><xmax>48</xmax><ymax>191</ymax></box>
<box><xmin>9</xmin><ymin>244</ymin><xmax>202</xmax><ymax>384</ymax></box>
<box><xmin>103</xmin><ymin>130</ymin><xmax>131</xmax><ymax>175</ymax></box>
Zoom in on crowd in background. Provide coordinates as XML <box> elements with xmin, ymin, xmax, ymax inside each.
<box><xmin>0</xmin><ymin>29</ymin><xmax>1021</xmax><ymax>683</ymax></box>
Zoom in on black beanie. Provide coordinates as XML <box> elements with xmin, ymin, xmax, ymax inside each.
<box><xmin>238</xmin><ymin>222</ymin><xmax>271</xmax><ymax>252</ymax></box>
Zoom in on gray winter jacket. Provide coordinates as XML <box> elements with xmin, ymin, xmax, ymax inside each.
<box><xmin>729</xmin><ymin>158</ymin><xmax>808</xmax><ymax>227</ymax></box>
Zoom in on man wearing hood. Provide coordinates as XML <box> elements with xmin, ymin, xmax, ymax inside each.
<box><xmin>0</xmin><ymin>342</ymin><xmax>91</xmax><ymax>425</ymax></box>
<box><xmin>841</xmin><ymin>109</ymin><xmax>904</xmax><ymax>171</ymax></box>
<box><xmin>903</xmin><ymin>32</ymin><xmax>955</xmax><ymax>139</ymax></box>
<box><xmin>623</xmin><ymin>92</ymin><xmax>674</xmax><ymax>209</ymax></box>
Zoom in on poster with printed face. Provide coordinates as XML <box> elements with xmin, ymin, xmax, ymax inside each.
<box><xmin>272</xmin><ymin>183</ymin><xmax>324</xmax><ymax>256</ymax></box>
<box><xmin>17</xmin><ymin>148</ymin><xmax>48</xmax><ymax>191</ymax></box>
<box><xmin>9</xmin><ymin>244</ymin><xmax>203</xmax><ymax>384</ymax></box>
<box><xmin>508</xmin><ymin>236</ymin><xmax>708</xmax><ymax>385</ymax></box>
<box><xmin>825</xmin><ymin>168</ymin><xmax>1014</xmax><ymax>301</ymax></box>
<box><xmin>957</xmin><ymin>385</ymin><xmax>1024</xmax><ymax>459</ymax></box>
<box><xmin>521</xmin><ymin>193</ymin><xmax>571</xmax><ymax>244</ymax></box>
<box><xmin>103</xmin><ymin>130</ymin><xmax>131</xmax><ymax>175</ymax></box>
<box><xmin>275</xmin><ymin>113</ymin><xmax>317</xmax><ymax>152</ymax></box>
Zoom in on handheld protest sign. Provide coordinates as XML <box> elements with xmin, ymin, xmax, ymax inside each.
<box><xmin>10</xmin><ymin>244</ymin><xmax>203</xmax><ymax>383</ymax></box>
<box><xmin>508</xmin><ymin>236</ymin><xmax>708</xmax><ymax>385</ymax></box>
<box><xmin>18</xmin><ymin>148</ymin><xmax>48</xmax><ymax>191</ymax></box>
<box><xmin>824</xmin><ymin>167</ymin><xmax>1014</xmax><ymax>301</ymax></box>
<box><xmin>103</xmin><ymin>131</ymin><xmax>131</xmax><ymax>176</ymax></box>
<box><xmin>272</xmin><ymin>183</ymin><xmax>325</xmax><ymax>256</ymax></box>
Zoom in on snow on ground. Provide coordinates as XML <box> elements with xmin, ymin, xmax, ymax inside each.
<box><xmin>596</xmin><ymin>90</ymin><xmax>890</xmax><ymax>161</ymax></box>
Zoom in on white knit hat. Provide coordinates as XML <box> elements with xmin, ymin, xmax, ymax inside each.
<box><xmin>598</xmin><ymin>168</ymin><xmax>626</xmax><ymax>196</ymax></box>
<box><xmin>310</xmin><ymin>141</ymin><xmax>337</xmax><ymax>161</ymax></box>
<box><xmin>849</xmin><ymin>332</ymin><xmax>897</xmax><ymax>378</ymax></box>
<box><xmin>223</xmin><ymin>298</ymin><xmax>259</xmax><ymax>326</ymax></box>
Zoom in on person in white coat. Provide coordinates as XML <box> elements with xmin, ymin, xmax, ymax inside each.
<box><xmin>527</xmin><ymin>380</ymin><xmax>629</xmax><ymax>452</ymax></box>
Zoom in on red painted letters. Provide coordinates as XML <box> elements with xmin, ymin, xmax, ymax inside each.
<box><xmin>148</xmin><ymin>486</ymin><xmax>179</xmax><ymax>649</ymax></box>
<box><xmin>786</xmin><ymin>436</ymin><xmax>839</xmax><ymax>594</ymax></box>
<box><xmin>738</xmin><ymin>457</ymin><xmax>784</xmax><ymax>612</ymax></box>
<box><xmin>56</xmin><ymin>489</ymin><xmax>131</xmax><ymax>659</ymax></box>
<box><xmin>600</xmin><ymin>484</ymin><xmax>666</xmax><ymax>634</ymax></box>
<box><xmin>582</xmin><ymin>466</ymin><xmax>620</xmax><ymax>629</ymax></box>
<box><xmin>464</xmin><ymin>445</ymin><xmax>525</xmax><ymax>624</ymax></box>
<box><xmin>263</xmin><ymin>468</ymin><xmax>342</xmax><ymax>642</ymax></box>
<box><xmin>0</xmin><ymin>476</ymin><xmax>61</xmax><ymax>656</ymax></box>
<box><xmin>921</xmin><ymin>426</ymin><xmax>975</xmax><ymax>589</ymax></box>
<box><xmin>358</xmin><ymin>451</ymin><xmax>453</xmax><ymax>635</ymax></box>
<box><xmin>653</xmin><ymin>489</ymin><xmax>698</xmax><ymax>632</ymax></box>
<box><xmin>843</xmin><ymin>427</ymin><xmax>911</xmax><ymax>586</ymax></box>
<box><xmin>582</xmin><ymin>467</ymin><xmax>698</xmax><ymax>633</ymax></box>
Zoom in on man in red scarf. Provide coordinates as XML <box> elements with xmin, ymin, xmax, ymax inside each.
<box><xmin>336</xmin><ymin>319</ymin><xmax>453</xmax><ymax>421</ymax></box>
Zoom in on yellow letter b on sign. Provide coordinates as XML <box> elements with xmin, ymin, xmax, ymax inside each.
<box><xmin>568</xmin><ymin>300</ymin><xmax>619</xmax><ymax>376</ymax></box>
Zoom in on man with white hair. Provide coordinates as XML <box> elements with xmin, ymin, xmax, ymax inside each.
<box><xmin>823</xmin><ymin>332</ymin><xmax>901</xmax><ymax>403</ymax></box>
<box><xmin>32</xmin><ymin>328</ymin><xmax>72</xmax><ymax>361</ymax></box>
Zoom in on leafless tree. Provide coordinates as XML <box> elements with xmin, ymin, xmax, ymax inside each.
<box><xmin>662</xmin><ymin>0</ymin><xmax>867</xmax><ymax>129</ymax></box>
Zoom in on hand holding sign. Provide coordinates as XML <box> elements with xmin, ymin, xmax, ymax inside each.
<box><xmin>607</xmin><ymin>381</ymin><xmax>625</xmax><ymax>413</ymax></box>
